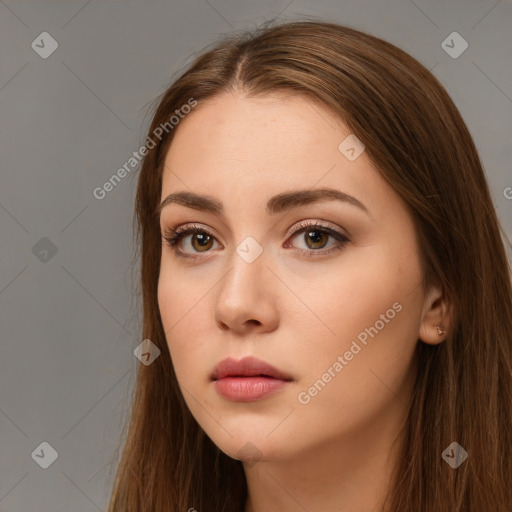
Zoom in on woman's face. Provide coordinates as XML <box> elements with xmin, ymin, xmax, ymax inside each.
<box><xmin>157</xmin><ymin>91</ymin><xmax>434</xmax><ymax>464</ymax></box>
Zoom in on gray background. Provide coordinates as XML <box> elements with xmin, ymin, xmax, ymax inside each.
<box><xmin>1</xmin><ymin>0</ymin><xmax>511</xmax><ymax>510</ymax></box>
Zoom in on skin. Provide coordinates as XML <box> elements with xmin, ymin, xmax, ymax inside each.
<box><xmin>157</xmin><ymin>91</ymin><xmax>450</xmax><ymax>512</ymax></box>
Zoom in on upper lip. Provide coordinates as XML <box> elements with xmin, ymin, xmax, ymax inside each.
<box><xmin>211</xmin><ymin>356</ymin><xmax>293</xmax><ymax>381</ymax></box>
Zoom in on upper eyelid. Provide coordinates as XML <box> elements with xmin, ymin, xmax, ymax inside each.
<box><xmin>166</xmin><ymin>220</ymin><xmax>349</xmax><ymax>248</ymax></box>
<box><xmin>285</xmin><ymin>219</ymin><xmax>348</xmax><ymax>239</ymax></box>
<box><xmin>168</xmin><ymin>219</ymin><xmax>347</xmax><ymax>239</ymax></box>
<box><xmin>162</xmin><ymin>221</ymin><xmax>350</xmax><ymax>261</ymax></box>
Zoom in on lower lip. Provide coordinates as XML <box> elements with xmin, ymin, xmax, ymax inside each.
<box><xmin>213</xmin><ymin>376</ymin><xmax>290</xmax><ymax>401</ymax></box>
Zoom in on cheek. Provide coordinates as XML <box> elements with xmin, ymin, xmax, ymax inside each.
<box><xmin>291</xmin><ymin>248</ymin><xmax>422</xmax><ymax>416</ymax></box>
<box><xmin>292</xmin><ymin>245</ymin><xmax>421</xmax><ymax>344</ymax></box>
<box><xmin>157</xmin><ymin>256</ymin><xmax>215</xmax><ymax>335</ymax></box>
<box><xmin>157</xmin><ymin>263</ymin><xmax>209</xmax><ymax>383</ymax></box>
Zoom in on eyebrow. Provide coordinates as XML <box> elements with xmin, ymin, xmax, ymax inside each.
<box><xmin>157</xmin><ymin>188</ymin><xmax>370</xmax><ymax>217</ymax></box>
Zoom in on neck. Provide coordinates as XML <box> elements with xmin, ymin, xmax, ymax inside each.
<box><xmin>243</xmin><ymin>396</ymin><xmax>408</xmax><ymax>512</ymax></box>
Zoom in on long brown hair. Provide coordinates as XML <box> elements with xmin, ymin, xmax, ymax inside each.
<box><xmin>107</xmin><ymin>19</ymin><xmax>512</xmax><ymax>511</ymax></box>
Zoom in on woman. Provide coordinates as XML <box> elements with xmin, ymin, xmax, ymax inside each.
<box><xmin>107</xmin><ymin>20</ymin><xmax>512</xmax><ymax>512</ymax></box>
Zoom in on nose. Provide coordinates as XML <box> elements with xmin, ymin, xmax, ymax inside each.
<box><xmin>213</xmin><ymin>249</ymin><xmax>280</xmax><ymax>336</ymax></box>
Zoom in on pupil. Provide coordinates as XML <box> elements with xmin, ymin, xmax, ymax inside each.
<box><xmin>194</xmin><ymin>233</ymin><xmax>211</xmax><ymax>250</ymax></box>
<box><xmin>307</xmin><ymin>230</ymin><xmax>327</xmax><ymax>248</ymax></box>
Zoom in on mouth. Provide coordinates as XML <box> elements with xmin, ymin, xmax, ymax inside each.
<box><xmin>211</xmin><ymin>356</ymin><xmax>293</xmax><ymax>381</ymax></box>
<box><xmin>211</xmin><ymin>356</ymin><xmax>293</xmax><ymax>402</ymax></box>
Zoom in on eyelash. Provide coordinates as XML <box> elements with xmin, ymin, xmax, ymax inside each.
<box><xmin>161</xmin><ymin>220</ymin><xmax>350</xmax><ymax>260</ymax></box>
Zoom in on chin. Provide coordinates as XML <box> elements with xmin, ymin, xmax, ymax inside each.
<box><xmin>207</xmin><ymin>427</ymin><xmax>295</xmax><ymax>465</ymax></box>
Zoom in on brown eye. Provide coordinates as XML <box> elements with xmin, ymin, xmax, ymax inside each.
<box><xmin>162</xmin><ymin>224</ymin><xmax>221</xmax><ymax>259</ymax></box>
<box><xmin>163</xmin><ymin>220</ymin><xmax>349</xmax><ymax>260</ymax></box>
<box><xmin>190</xmin><ymin>232</ymin><xmax>214</xmax><ymax>252</ymax></box>
<box><xmin>285</xmin><ymin>221</ymin><xmax>350</xmax><ymax>257</ymax></box>
<box><xmin>303</xmin><ymin>229</ymin><xmax>329</xmax><ymax>250</ymax></box>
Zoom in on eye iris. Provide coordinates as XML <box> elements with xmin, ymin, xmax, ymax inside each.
<box><xmin>192</xmin><ymin>232</ymin><xmax>213</xmax><ymax>252</ymax></box>
<box><xmin>305</xmin><ymin>230</ymin><xmax>328</xmax><ymax>249</ymax></box>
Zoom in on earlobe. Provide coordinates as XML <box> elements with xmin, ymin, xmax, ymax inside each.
<box><xmin>418</xmin><ymin>283</ymin><xmax>450</xmax><ymax>345</ymax></box>
<box><xmin>418</xmin><ymin>322</ymin><xmax>447</xmax><ymax>345</ymax></box>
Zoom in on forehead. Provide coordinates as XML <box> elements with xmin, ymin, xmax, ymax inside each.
<box><xmin>167</xmin><ymin>91</ymin><xmax>345</xmax><ymax>162</ymax></box>
<box><xmin>160</xmin><ymin>91</ymin><xmax>396</xmax><ymax>218</ymax></box>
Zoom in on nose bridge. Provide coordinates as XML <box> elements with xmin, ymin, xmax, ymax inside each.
<box><xmin>213</xmin><ymin>234</ymin><xmax>278</xmax><ymax>331</ymax></box>
<box><xmin>221</xmin><ymin>234</ymin><xmax>268</xmax><ymax>297</ymax></box>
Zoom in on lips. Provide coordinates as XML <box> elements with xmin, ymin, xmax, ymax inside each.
<box><xmin>211</xmin><ymin>356</ymin><xmax>293</xmax><ymax>402</ymax></box>
<box><xmin>211</xmin><ymin>356</ymin><xmax>293</xmax><ymax>381</ymax></box>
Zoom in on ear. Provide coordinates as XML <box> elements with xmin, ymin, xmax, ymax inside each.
<box><xmin>418</xmin><ymin>281</ymin><xmax>451</xmax><ymax>345</ymax></box>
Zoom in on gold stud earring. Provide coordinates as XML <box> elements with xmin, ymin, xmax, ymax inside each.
<box><xmin>436</xmin><ymin>323</ymin><xmax>445</xmax><ymax>336</ymax></box>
